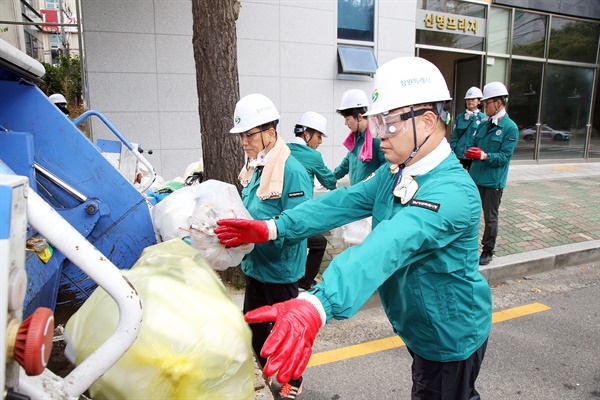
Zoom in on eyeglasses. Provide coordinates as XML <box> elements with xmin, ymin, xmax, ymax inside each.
<box><xmin>483</xmin><ymin>99</ymin><xmax>496</xmax><ymax>107</ymax></box>
<box><xmin>238</xmin><ymin>129</ymin><xmax>263</xmax><ymax>141</ymax></box>
<box><xmin>368</xmin><ymin>108</ymin><xmax>433</xmax><ymax>139</ymax></box>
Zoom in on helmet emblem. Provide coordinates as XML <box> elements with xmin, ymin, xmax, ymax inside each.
<box><xmin>235</xmin><ymin>116</ymin><xmax>241</xmax><ymax>125</ymax></box>
<box><xmin>372</xmin><ymin>89</ymin><xmax>379</xmax><ymax>103</ymax></box>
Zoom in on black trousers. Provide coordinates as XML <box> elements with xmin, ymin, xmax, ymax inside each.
<box><xmin>477</xmin><ymin>186</ymin><xmax>503</xmax><ymax>254</ymax></box>
<box><xmin>299</xmin><ymin>234</ymin><xmax>327</xmax><ymax>289</ymax></box>
<box><xmin>408</xmin><ymin>339</ymin><xmax>488</xmax><ymax>400</ymax></box>
<box><xmin>243</xmin><ymin>275</ymin><xmax>299</xmax><ymax>368</ymax></box>
<box><xmin>458</xmin><ymin>158</ymin><xmax>472</xmax><ymax>172</ymax></box>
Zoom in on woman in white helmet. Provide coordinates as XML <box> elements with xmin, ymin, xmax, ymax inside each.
<box><xmin>228</xmin><ymin>93</ymin><xmax>313</xmax><ymax>398</ymax></box>
<box><xmin>464</xmin><ymin>82</ymin><xmax>519</xmax><ymax>266</ymax></box>
<box><xmin>333</xmin><ymin>89</ymin><xmax>387</xmax><ymax>185</ymax></box>
<box><xmin>216</xmin><ymin>58</ymin><xmax>492</xmax><ymax>399</ymax></box>
<box><xmin>450</xmin><ymin>86</ymin><xmax>485</xmax><ymax>171</ymax></box>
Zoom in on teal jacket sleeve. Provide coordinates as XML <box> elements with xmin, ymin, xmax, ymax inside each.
<box><xmin>313</xmin><ymin>153</ymin><xmax>337</xmax><ymax>190</ymax></box>
<box><xmin>274</xmin><ymin>168</ymin><xmax>382</xmax><ymax>240</ymax></box>
<box><xmin>311</xmin><ymin>178</ymin><xmax>479</xmax><ymax>322</ymax></box>
<box><xmin>484</xmin><ymin>119</ymin><xmax>519</xmax><ymax>167</ymax></box>
<box><xmin>333</xmin><ymin>152</ymin><xmax>350</xmax><ymax>180</ymax></box>
<box><xmin>450</xmin><ymin>120</ymin><xmax>460</xmax><ymax>150</ymax></box>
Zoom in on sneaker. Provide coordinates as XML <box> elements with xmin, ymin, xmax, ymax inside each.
<box><xmin>279</xmin><ymin>383</ymin><xmax>303</xmax><ymax>399</ymax></box>
<box><xmin>479</xmin><ymin>250</ymin><xmax>493</xmax><ymax>266</ymax></box>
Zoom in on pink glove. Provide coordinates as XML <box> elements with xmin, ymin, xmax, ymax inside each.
<box><xmin>464</xmin><ymin>147</ymin><xmax>485</xmax><ymax>160</ymax></box>
<box><xmin>245</xmin><ymin>295</ymin><xmax>324</xmax><ymax>383</ymax></box>
<box><xmin>214</xmin><ymin>219</ymin><xmax>270</xmax><ymax>248</ymax></box>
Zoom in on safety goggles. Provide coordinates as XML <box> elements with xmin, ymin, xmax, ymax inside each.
<box><xmin>368</xmin><ymin>108</ymin><xmax>432</xmax><ymax>139</ymax></box>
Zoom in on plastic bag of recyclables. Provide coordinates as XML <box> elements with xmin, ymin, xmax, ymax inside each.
<box><xmin>151</xmin><ymin>179</ymin><xmax>254</xmax><ymax>270</ymax></box>
<box><xmin>331</xmin><ymin>217</ymin><xmax>372</xmax><ymax>249</ymax></box>
<box><xmin>64</xmin><ymin>239</ymin><xmax>254</xmax><ymax>400</ymax></box>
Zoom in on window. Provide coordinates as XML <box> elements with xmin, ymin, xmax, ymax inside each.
<box><xmin>338</xmin><ymin>45</ymin><xmax>377</xmax><ymax>75</ymax></box>
<box><xmin>338</xmin><ymin>0</ymin><xmax>374</xmax><ymax>42</ymax></box>
<box><xmin>337</xmin><ymin>0</ymin><xmax>377</xmax><ymax>77</ymax></box>
<box><xmin>46</xmin><ymin>0</ymin><xmax>60</xmax><ymax>10</ymax></box>
<box><xmin>512</xmin><ymin>11</ymin><xmax>547</xmax><ymax>58</ymax></box>
<box><xmin>540</xmin><ymin>64</ymin><xmax>594</xmax><ymax>160</ymax></box>
<box><xmin>488</xmin><ymin>7</ymin><xmax>510</xmax><ymax>54</ymax></box>
<box><xmin>548</xmin><ymin>17</ymin><xmax>600</xmax><ymax>64</ymax></box>
<box><xmin>509</xmin><ymin>59</ymin><xmax>543</xmax><ymax>160</ymax></box>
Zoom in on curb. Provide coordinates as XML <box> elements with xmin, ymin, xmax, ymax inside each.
<box><xmin>479</xmin><ymin>240</ymin><xmax>600</xmax><ymax>286</ymax></box>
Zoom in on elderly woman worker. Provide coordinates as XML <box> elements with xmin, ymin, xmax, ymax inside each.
<box><xmin>229</xmin><ymin>93</ymin><xmax>312</xmax><ymax>398</ymax></box>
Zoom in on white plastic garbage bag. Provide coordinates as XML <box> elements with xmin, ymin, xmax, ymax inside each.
<box><xmin>151</xmin><ymin>180</ymin><xmax>253</xmax><ymax>270</ymax></box>
<box><xmin>330</xmin><ymin>217</ymin><xmax>372</xmax><ymax>249</ymax></box>
<box><xmin>64</xmin><ymin>239</ymin><xmax>254</xmax><ymax>400</ymax></box>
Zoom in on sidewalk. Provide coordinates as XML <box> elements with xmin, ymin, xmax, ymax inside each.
<box><xmin>319</xmin><ymin>162</ymin><xmax>600</xmax><ymax>283</ymax></box>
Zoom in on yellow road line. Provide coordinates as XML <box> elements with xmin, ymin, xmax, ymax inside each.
<box><xmin>551</xmin><ymin>165</ymin><xmax>581</xmax><ymax>171</ymax></box>
<box><xmin>307</xmin><ymin>302</ymin><xmax>550</xmax><ymax>368</ymax></box>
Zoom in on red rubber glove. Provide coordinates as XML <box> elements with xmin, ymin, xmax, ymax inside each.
<box><xmin>214</xmin><ymin>219</ymin><xmax>270</xmax><ymax>248</ymax></box>
<box><xmin>245</xmin><ymin>295</ymin><xmax>324</xmax><ymax>383</ymax></box>
<box><xmin>464</xmin><ymin>147</ymin><xmax>485</xmax><ymax>160</ymax></box>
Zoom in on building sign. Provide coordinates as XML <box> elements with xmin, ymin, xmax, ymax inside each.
<box><xmin>40</xmin><ymin>10</ymin><xmax>59</xmax><ymax>33</ymax></box>
<box><xmin>416</xmin><ymin>9</ymin><xmax>486</xmax><ymax>37</ymax></box>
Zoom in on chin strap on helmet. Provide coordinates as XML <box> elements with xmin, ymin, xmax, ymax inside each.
<box><xmin>396</xmin><ymin>105</ymin><xmax>431</xmax><ymax>169</ymax></box>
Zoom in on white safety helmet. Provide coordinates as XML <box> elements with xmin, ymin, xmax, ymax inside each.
<box><xmin>480</xmin><ymin>82</ymin><xmax>509</xmax><ymax>101</ymax></box>
<box><xmin>364</xmin><ymin>57</ymin><xmax>452</xmax><ymax>117</ymax></box>
<box><xmin>230</xmin><ymin>93</ymin><xmax>281</xmax><ymax>134</ymax></box>
<box><xmin>337</xmin><ymin>89</ymin><xmax>369</xmax><ymax>111</ymax></box>
<box><xmin>295</xmin><ymin>111</ymin><xmax>327</xmax><ymax>137</ymax></box>
<box><xmin>49</xmin><ymin>93</ymin><xmax>67</xmax><ymax>104</ymax></box>
<box><xmin>464</xmin><ymin>86</ymin><xmax>483</xmax><ymax>99</ymax></box>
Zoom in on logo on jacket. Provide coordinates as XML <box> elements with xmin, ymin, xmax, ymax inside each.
<box><xmin>409</xmin><ymin>199</ymin><xmax>440</xmax><ymax>212</ymax></box>
<box><xmin>496</xmin><ymin>129</ymin><xmax>502</xmax><ymax>136</ymax></box>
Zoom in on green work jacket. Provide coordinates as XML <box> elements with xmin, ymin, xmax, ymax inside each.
<box><xmin>469</xmin><ymin>113</ymin><xmax>519</xmax><ymax>189</ymax></box>
<box><xmin>241</xmin><ymin>156</ymin><xmax>312</xmax><ymax>283</ymax></box>
<box><xmin>288</xmin><ymin>143</ymin><xmax>337</xmax><ymax>193</ymax></box>
<box><xmin>273</xmin><ymin>153</ymin><xmax>492</xmax><ymax>362</ymax></box>
<box><xmin>333</xmin><ymin>129</ymin><xmax>387</xmax><ymax>185</ymax></box>
<box><xmin>450</xmin><ymin>111</ymin><xmax>485</xmax><ymax>160</ymax></box>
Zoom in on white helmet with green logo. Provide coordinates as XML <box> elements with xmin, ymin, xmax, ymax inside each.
<box><xmin>364</xmin><ymin>57</ymin><xmax>451</xmax><ymax>116</ymax></box>
<box><xmin>464</xmin><ymin>86</ymin><xmax>483</xmax><ymax>99</ymax></box>
<box><xmin>230</xmin><ymin>93</ymin><xmax>281</xmax><ymax>134</ymax></box>
<box><xmin>337</xmin><ymin>89</ymin><xmax>369</xmax><ymax>111</ymax></box>
<box><xmin>296</xmin><ymin>111</ymin><xmax>327</xmax><ymax>136</ymax></box>
<box><xmin>481</xmin><ymin>82</ymin><xmax>509</xmax><ymax>101</ymax></box>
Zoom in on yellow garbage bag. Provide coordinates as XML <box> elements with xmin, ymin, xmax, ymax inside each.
<box><xmin>64</xmin><ymin>239</ymin><xmax>254</xmax><ymax>399</ymax></box>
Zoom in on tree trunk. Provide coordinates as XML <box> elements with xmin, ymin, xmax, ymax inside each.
<box><xmin>191</xmin><ymin>0</ymin><xmax>245</xmax><ymax>286</ymax></box>
<box><xmin>191</xmin><ymin>0</ymin><xmax>244</xmax><ymax>187</ymax></box>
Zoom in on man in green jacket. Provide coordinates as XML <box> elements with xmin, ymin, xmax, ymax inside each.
<box><xmin>289</xmin><ymin>111</ymin><xmax>336</xmax><ymax>291</ymax></box>
<box><xmin>216</xmin><ymin>57</ymin><xmax>492</xmax><ymax>399</ymax></box>
<box><xmin>464</xmin><ymin>82</ymin><xmax>519</xmax><ymax>266</ymax></box>
<box><xmin>229</xmin><ymin>93</ymin><xmax>313</xmax><ymax>398</ymax></box>
<box><xmin>334</xmin><ymin>89</ymin><xmax>387</xmax><ymax>185</ymax></box>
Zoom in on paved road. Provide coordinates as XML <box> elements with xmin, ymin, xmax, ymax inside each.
<box><xmin>289</xmin><ymin>263</ymin><xmax>600</xmax><ymax>399</ymax></box>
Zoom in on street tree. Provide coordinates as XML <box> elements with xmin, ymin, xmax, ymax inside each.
<box><xmin>191</xmin><ymin>0</ymin><xmax>244</xmax><ymax>188</ymax></box>
<box><xmin>191</xmin><ymin>0</ymin><xmax>246</xmax><ymax>286</ymax></box>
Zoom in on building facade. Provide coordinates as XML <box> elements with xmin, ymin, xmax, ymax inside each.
<box><xmin>3</xmin><ymin>0</ymin><xmax>599</xmax><ymax>178</ymax></box>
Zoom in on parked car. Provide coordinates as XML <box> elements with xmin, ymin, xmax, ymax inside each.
<box><xmin>519</xmin><ymin>125</ymin><xmax>572</xmax><ymax>141</ymax></box>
